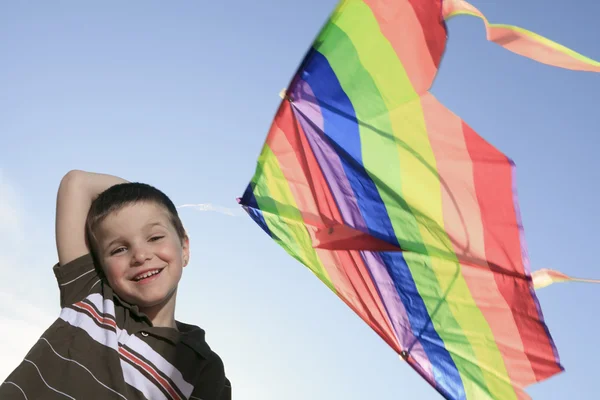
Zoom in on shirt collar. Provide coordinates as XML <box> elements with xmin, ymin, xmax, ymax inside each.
<box><xmin>112</xmin><ymin>292</ymin><xmax>211</xmax><ymax>358</ymax></box>
<box><xmin>145</xmin><ymin>322</ymin><xmax>211</xmax><ymax>359</ymax></box>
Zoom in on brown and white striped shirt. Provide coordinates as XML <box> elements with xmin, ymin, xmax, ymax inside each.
<box><xmin>0</xmin><ymin>254</ymin><xmax>231</xmax><ymax>399</ymax></box>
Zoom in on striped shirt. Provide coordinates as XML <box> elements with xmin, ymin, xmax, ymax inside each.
<box><xmin>0</xmin><ymin>254</ymin><xmax>231</xmax><ymax>399</ymax></box>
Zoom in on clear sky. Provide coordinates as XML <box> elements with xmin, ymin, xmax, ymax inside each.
<box><xmin>1</xmin><ymin>1</ymin><xmax>598</xmax><ymax>399</ymax></box>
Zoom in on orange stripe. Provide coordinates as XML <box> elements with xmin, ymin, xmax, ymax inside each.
<box><xmin>421</xmin><ymin>93</ymin><xmax>536</xmax><ymax>389</ymax></box>
<box><xmin>363</xmin><ymin>0</ymin><xmax>441</xmax><ymax>93</ymax></box>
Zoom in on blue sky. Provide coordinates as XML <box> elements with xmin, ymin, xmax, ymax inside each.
<box><xmin>1</xmin><ymin>1</ymin><xmax>599</xmax><ymax>399</ymax></box>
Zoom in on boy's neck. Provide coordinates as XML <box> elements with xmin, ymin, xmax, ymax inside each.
<box><xmin>140</xmin><ymin>290</ymin><xmax>178</xmax><ymax>329</ymax></box>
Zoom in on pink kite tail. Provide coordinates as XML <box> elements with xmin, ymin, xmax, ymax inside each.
<box><xmin>443</xmin><ymin>0</ymin><xmax>600</xmax><ymax>72</ymax></box>
<box><xmin>532</xmin><ymin>268</ymin><xmax>600</xmax><ymax>289</ymax></box>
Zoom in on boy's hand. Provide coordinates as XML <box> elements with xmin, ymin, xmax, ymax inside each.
<box><xmin>55</xmin><ymin>170</ymin><xmax>127</xmax><ymax>266</ymax></box>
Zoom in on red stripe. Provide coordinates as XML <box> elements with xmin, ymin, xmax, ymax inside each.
<box><xmin>462</xmin><ymin>121</ymin><xmax>562</xmax><ymax>381</ymax></box>
<box><xmin>421</xmin><ymin>94</ymin><xmax>536</xmax><ymax>388</ymax></box>
<box><xmin>290</xmin><ymin>104</ymin><xmax>399</xmax><ymax>349</ymax></box>
<box><xmin>267</xmin><ymin>101</ymin><xmax>400</xmax><ymax>351</ymax></box>
<box><xmin>75</xmin><ymin>302</ymin><xmax>117</xmax><ymax>329</ymax></box>
<box><xmin>405</xmin><ymin>0</ymin><xmax>446</xmax><ymax>68</ymax></box>
<box><xmin>363</xmin><ymin>0</ymin><xmax>445</xmax><ymax>93</ymax></box>
<box><xmin>266</xmin><ymin>99</ymin><xmax>339</xmax><ymax>227</ymax></box>
<box><xmin>288</xmin><ymin>105</ymin><xmax>401</xmax><ymax>350</ymax></box>
<box><xmin>332</xmin><ymin>249</ymin><xmax>403</xmax><ymax>353</ymax></box>
<box><xmin>119</xmin><ymin>347</ymin><xmax>181</xmax><ymax>400</ymax></box>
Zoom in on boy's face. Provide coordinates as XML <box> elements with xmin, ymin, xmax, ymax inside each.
<box><xmin>94</xmin><ymin>201</ymin><xmax>189</xmax><ymax>310</ymax></box>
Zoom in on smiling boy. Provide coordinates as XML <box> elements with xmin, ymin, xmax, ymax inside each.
<box><xmin>0</xmin><ymin>170</ymin><xmax>231</xmax><ymax>399</ymax></box>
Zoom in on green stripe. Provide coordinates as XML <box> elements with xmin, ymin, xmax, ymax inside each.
<box><xmin>250</xmin><ymin>143</ymin><xmax>337</xmax><ymax>293</ymax></box>
<box><xmin>315</xmin><ymin>2</ymin><xmax>516</xmax><ymax>398</ymax></box>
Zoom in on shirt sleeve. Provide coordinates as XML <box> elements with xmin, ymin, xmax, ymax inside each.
<box><xmin>52</xmin><ymin>253</ymin><xmax>103</xmax><ymax>308</ymax></box>
<box><xmin>191</xmin><ymin>356</ymin><xmax>231</xmax><ymax>400</ymax></box>
<box><xmin>220</xmin><ymin>377</ymin><xmax>232</xmax><ymax>400</ymax></box>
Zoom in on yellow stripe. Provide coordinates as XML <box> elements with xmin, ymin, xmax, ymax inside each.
<box><xmin>252</xmin><ymin>144</ymin><xmax>335</xmax><ymax>291</ymax></box>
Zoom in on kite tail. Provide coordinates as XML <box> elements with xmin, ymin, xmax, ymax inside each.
<box><xmin>442</xmin><ymin>0</ymin><xmax>600</xmax><ymax>72</ymax></box>
<box><xmin>532</xmin><ymin>269</ymin><xmax>600</xmax><ymax>289</ymax></box>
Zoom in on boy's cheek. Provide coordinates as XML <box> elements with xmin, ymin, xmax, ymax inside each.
<box><xmin>156</xmin><ymin>246</ymin><xmax>180</xmax><ymax>263</ymax></box>
<box><xmin>102</xmin><ymin>262</ymin><xmax>123</xmax><ymax>281</ymax></box>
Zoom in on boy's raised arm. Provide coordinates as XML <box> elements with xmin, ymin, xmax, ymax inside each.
<box><xmin>55</xmin><ymin>170</ymin><xmax>127</xmax><ymax>266</ymax></box>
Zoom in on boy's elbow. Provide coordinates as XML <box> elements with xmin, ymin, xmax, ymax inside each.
<box><xmin>61</xmin><ymin>170</ymin><xmax>85</xmax><ymax>185</ymax></box>
<box><xmin>58</xmin><ymin>170</ymin><xmax>87</xmax><ymax>194</ymax></box>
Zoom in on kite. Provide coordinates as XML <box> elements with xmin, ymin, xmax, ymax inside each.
<box><xmin>238</xmin><ymin>0</ymin><xmax>599</xmax><ymax>398</ymax></box>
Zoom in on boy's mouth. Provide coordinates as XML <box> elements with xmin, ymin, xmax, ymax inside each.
<box><xmin>132</xmin><ymin>268</ymin><xmax>164</xmax><ymax>282</ymax></box>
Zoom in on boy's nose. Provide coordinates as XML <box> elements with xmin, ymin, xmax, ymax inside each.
<box><xmin>131</xmin><ymin>246</ymin><xmax>152</xmax><ymax>264</ymax></box>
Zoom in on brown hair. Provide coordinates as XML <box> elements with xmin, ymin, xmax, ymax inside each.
<box><xmin>85</xmin><ymin>182</ymin><xmax>186</xmax><ymax>253</ymax></box>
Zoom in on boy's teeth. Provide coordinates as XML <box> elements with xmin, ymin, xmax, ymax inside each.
<box><xmin>135</xmin><ymin>269</ymin><xmax>160</xmax><ymax>281</ymax></box>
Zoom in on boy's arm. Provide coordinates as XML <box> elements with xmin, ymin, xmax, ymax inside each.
<box><xmin>56</xmin><ymin>170</ymin><xmax>127</xmax><ymax>266</ymax></box>
<box><xmin>192</xmin><ymin>357</ymin><xmax>231</xmax><ymax>400</ymax></box>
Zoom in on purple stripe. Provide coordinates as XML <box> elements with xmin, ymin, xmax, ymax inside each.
<box><xmin>291</xmin><ymin>79</ymin><xmax>433</xmax><ymax>379</ymax></box>
<box><xmin>291</xmin><ymin>79</ymin><xmax>367</xmax><ymax>231</ymax></box>
<box><xmin>361</xmin><ymin>251</ymin><xmax>434</xmax><ymax>383</ymax></box>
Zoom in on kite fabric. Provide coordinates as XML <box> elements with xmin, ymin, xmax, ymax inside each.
<box><xmin>239</xmin><ymin>0</ymin><xmax>599</xmax><ymax>399</ymax></box>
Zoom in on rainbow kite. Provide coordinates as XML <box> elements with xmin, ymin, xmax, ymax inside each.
<box><xmin>239</xmin><ymin>0</ymin><xmax>599</xmax><ymax>398</ymax></box>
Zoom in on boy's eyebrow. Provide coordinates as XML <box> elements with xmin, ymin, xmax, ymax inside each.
<box><xmin>144</xmin><ymin>221</ymin><xmax>167</xmax><ymax>230</ymax></box>
<box><xmin>105</xmin><ymin>236</ymin><xmax>124</xmax><ymax>250</ymax></box>
<box><xmin>103</xmin><ymin>222</ymin><xmax>167</xmax><ymax>249</ymax></box>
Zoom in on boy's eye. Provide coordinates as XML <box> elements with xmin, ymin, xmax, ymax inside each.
<box><xmin>110</xmin><ymin>247</ymin><xmax>126</xmax><ymax>256</ymax></box>
<box><xmin>149</xmin><ymin>235</ymin><xmax>164</xmax><ymax>242</ymax></box>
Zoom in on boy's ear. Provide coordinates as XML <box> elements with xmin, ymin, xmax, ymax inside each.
<box><xmin>182</xmin><ymin>234</ymin><xmax>190</xmax><ymax>267</ymax></box>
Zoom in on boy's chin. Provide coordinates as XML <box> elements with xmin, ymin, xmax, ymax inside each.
<box><xmin>122</xmin><ymin>287</ymin><xmax>178</xmax><ymax>310</ymax></box>
<box><xmin>135</xmin><ymin>297</ymin><xmax>169</xmax><ymax>309</ymax></box>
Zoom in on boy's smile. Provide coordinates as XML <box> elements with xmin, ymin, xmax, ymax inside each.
<box><xmin>132</xmin><ymin>267</ymin><xmax>164</xmax><ymax>283</ymax></box>
<box><xmin>94</xmin><ymin>201</ymin><xmax>189</xmax><ymax>325</ymax></box>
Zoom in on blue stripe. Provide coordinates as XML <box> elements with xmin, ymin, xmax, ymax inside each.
<box><xmin>379</xmin><ymin>253</ymin><xmax>465</xmax><ymax>399</ymax></box>
<box><xmin>240</xmin><ymin>183</ymin><xmax>273</xmax><ymax>238</ymax></box>
<box><xmin>298</xmin><ymin>48</ymin><xmax>397</xmax><ymax>246</ymax></box>
<box><xmin>298</xmin><ymin>48</ymin><xmax>465</xmax><ymax>399</ymax></box>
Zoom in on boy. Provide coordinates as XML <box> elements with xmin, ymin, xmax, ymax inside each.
<box><xmin>0</xmin><ymin>170</ymin><xmax>231</xmax><ymax>399</ymax></box>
